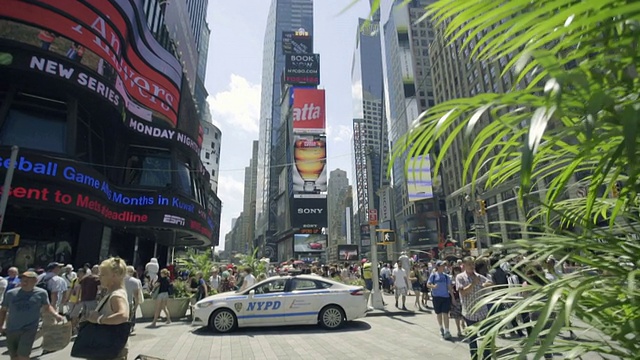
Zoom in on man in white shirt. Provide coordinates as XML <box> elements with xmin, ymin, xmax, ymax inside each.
<box><xmin>398</xmin><ymin>252</ymin><xmax>411</xmax><ymax>273</ymax></box>
<box><xmin>0</xmin><ymin>266</ymin><xmax>7</xmax><ymax>305</ymax></box>
<box><xmin>240</xmin><ymin>267</ymin><xmax>256</xmax><ymax>291</ymax></box>
<box><xmin>209</xmin><ymin>268</ymin><xmax>221</xmax><ymax>293</ymax></box>
<box><xmin>124</xmin><ymin>266</ymin><xmax>143</xmax><ymax>333</ymax></box>
<box><xmin>392</xmin><ymin>262</ymin><xmax>409</xmax><ymax>310</ymax></box>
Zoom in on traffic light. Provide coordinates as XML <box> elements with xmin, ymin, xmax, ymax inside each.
<box><xmin>478</xmin><ymin>199</ymin><xmax>487</xmax><ymax>215</ymax></box>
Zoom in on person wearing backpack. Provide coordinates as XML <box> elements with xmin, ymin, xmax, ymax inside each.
<box><xmin>36</xmin><ymin>263</ymin><xmax>68</xmax><ymax>316</ymax></box>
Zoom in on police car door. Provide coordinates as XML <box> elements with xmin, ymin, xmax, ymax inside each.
<box><xmin>283</xmin><ymin>278</ymin><xmax>324</xmax><ymax>325</ymax></box>
<box><xmin>239</xmin><ymin>277</ymin><xmax>287</xmax><ymax>327</ymax></box>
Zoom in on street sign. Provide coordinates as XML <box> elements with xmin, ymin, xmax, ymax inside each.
<box><xmin>0</xmin><ymin>232</ymin><xmax>20</xmax><ymax>249</ymax></box>
<box><xmin>368</xmin><ymin>209</ymin><xmax>378</xmax><ymax>225</ymax></box>
<box><xmin>474</xmin><ymin>224</ymin><xmax>485</xmax><ymax>229</ymax></box>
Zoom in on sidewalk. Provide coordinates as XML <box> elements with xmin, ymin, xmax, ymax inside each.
<box><xmin>366</xmin><ymin>292</ymin><xmax>433</xmax><ymax>317</ymax></box>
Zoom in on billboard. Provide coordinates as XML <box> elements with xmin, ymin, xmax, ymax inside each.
<box><xmin>0</xmin><ymin>150</ymin><xmax>215</xmax><ymax>241</ymax></box>
<box><xmin>294</xmin><ymin>234</ymin><xmax>326</xmax><ymax>253</ymax></box>
<box><xmin>285</xmin><ymin>53</ymin><xmax>320</xmax><ymax>86</ymax></box>
<box><xmin>292</xmin><ymin>88</ymin><xmax>326</xmax><ymax>133</ymax></box>
<box><xmin>0</xmin><ymin>1</ymin><xmax>182</xmax><ymax>126</ymax></box>
<box><xmin>360</xmin><ymin>224</ymin><xmax>371</xmax><ymax>247</ymax></box>
<box><xmin>337</xmin><ymin>245</ymin><xmax>359</xmax><ymax>261</ymax></box>
<box><xmin>282</xmin><ymin>30</ymin><xmax>313</xmax><ymax>54</ymax></box>
<box><xmin>293</xmin><ymin>134</ymin><xmax>327</xmax><ymax>193</ymax></box>
<box><xmin>407</xmin><ymin>155</ymin><xmax>434</xmax><ymax>201</ymax></box>
<box><xmin>291</xmin><ymin>195</ymin><xmax>327</xmax><ymax>229</ymax></box>
<box><xmin>406</xmin><ymin>213</ymin><xmax>439</xmax><ymax>246</ymax></box>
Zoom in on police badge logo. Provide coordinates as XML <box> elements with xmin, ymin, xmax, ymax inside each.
<box><xmin>234</xmin><ymin>303</ymin><xmax>243</xmax><ymax>312</ymax></box>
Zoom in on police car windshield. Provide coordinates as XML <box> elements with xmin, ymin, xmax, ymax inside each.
<box><xmin>239</xmin><ymin>278</ymin><xmax>288</xmax><ymax>294</ymax></box>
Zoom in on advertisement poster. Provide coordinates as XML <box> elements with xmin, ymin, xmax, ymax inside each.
<box><xmin>0</xmin><ymin>0</ymin><xmax>182</xmax><ymax>126</ymax></box>
<box><xmin>0</xmin><ymin>150</ymin><xmax>215</xmax><ymax>240</ymax></box>
<box><xmin>292</xmin><ymin>134</ymin><xmax>327</xmax><ymax>193</ymax></box>
<box><xmin>0</xmin><ymin>22</ymin><xmax>201</xmax><ymax>154</ymax></box>
<box><xmin>291</xmin><ymin>195</ymin><xmax>327</xmax><ymax>229</ymax></box>
<box><xmin>337</xmin><ymin>245</ymin><xmax>359</xmax><ymax>261</ymax></box>
<box><xmin>406</xmin><ymin>213</ymin><xmax>439</xmax><ymax>246</ymax></box>
<box><xmin>282</xmin><ymin>31</ymin><xmax>313</xmax><ymax>55</ymax></box>
<box><xmin>284</xmin><ymin>53</ymin><xmax>320</xmax><ymax>86</ymax></box>
<box><xmin>294</xmin><ymin>233</ymin><xmax>326</xmax><ymax>253</ymax></box>
<box><xmin>292</xmin><ymin>88</ymin><xmax>326</xmax><ymax>133</ymax></box>
<box><xmin>407</xmin><ymin>155</ymin><xmax>434</xmax><ymax>201</ymax></box>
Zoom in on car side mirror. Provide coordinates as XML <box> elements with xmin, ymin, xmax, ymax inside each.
<box><xmin>249</xmin><ymin>289</ymin><xmax>255</xmax><ymax>297</ymax></box>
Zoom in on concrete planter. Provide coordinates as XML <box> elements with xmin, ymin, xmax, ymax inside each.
<box><xmin>139</xmin><ymin>297</ymin><xmax>190</xmax><ymax>320</ymax></box>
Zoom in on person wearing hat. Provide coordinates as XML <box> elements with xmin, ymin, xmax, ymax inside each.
<box><xmin>37</xmin><ymin>262</ymin><xmax>68</xmax><ymax>316</ymax></box>
<box><xmin>427</xmin><ymin>260</ymin><xmax>454</xmax><ymax>339</ymax></box>
<box><xmin>0</xmin><ymin>271</ymin><xmax>64</xmax><ymax>360</ymax></box>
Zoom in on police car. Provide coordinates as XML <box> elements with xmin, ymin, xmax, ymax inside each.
<box><xmin>192</xmin><ymin>275</ymin><xmax>368</xmax><ymax>333</ymax></box>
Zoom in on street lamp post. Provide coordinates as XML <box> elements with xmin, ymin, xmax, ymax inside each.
<box><xmin>366</xmin><ymin>147</ymin><xmax>384</xmax><ymax>310</ymax></box>
<box><xmin>0</xmin><ymin>146</ymin><xmax>19</xmax><ymax>233</ymax></box>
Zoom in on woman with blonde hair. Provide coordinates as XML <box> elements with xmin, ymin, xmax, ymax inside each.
<box><xmin>84</xmin><ymin>257</ymin><xmax>130</xmax><ymax>360</ymax></box>
<box><xmin>151</xmin><ymin>268</ymin><xmax>172</xmax><ymax>327</ymax></box>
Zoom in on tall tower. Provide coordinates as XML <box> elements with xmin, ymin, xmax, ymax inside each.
<box><xmin>351</xmin><ymin>14</ymin><xmax>388</xmax><ymax>257</ymax></box>
<box><xmin>255</xmin><ymin>0</ymin><xmax>314</xmax><ymax>255</ymax></box>
<box><xmin>327</xmin><ymin>169</ymin><xmax>350</xmax><ymax>260</ymax></box>
<box><xmin>383</xmin><ymin>0</ymin><xmax>443</xmax><ymax>255</ymax></box>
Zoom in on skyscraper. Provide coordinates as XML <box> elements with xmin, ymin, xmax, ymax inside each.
<box><xmin>383</xmin><ymin>0</ymin><xmax>444</xmax><ymax>254</ymax></box>
<box><xmin>242</xmin><ymin>141</ymin><xmax>260</xmax><ymax>256</ymax></box>
<box><xmin>199</xmin><ymin>117</ymin><xmax>222</xmax><ymax>192</ymax></box>
<box><xmin>351</xmin><ymin>15</ymin><xmax>388</xmax><ymax>257</ymax></box>
<box><xmin>429</xmin><ymin>15</ymin><xmax>542</xmax><ymax>247</ymax></box>
<box><xmin>327</xmin><ymin>169</ymin><xmax>350</xmax><ymax>259</ymax></box>
<box><xmin>255</xmin><ymin>0</ymin><xmax>314</xmax><ymax>255</ymax></box>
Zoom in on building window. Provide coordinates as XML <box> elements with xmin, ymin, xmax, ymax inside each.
<box><xmin>124</xmin><ymin>148</ymin><xmax>172</xmax><ymax>187</ymax></box>
<box><xmin>203</xmin><ymin>127</ymin><xmax>210</xmax><ymax>135</ymax></box>
<box><xmin>0</xmin><ymin>93</ymin><xmax>68</xmax><ymax>153</ymax></box>
<box><xmin>175</xmin><ymin>160</ymin><xmax>194</xmax><ymax>197</ymax></box>
<box><xmin>211</xmin><ymin>141</ymin><xmax>215</xmax><ymax>148</ymax></box>
<box><xmin>205</xmin><ymin>152</ymin><xmax>210</xmax><ymax>159</ymax></box>
<box><xmin>214</xmin><ymin>132</ymin><xmax>219</xmax><ymax>139</ymax></box>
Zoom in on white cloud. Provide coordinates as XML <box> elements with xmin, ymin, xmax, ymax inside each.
<box><xmin>218</xmin><ymin>174</ymin><xmax>245</xmax><ymax>197</ymax></box>
<box><xmin>207</xmin><ymin>74</ymin><xmax>261</xmax><ymax>133</ymax></box>
<box><xmin>333</xmin><ymin>125</ymin><xmax>352</xmax><ymax>143</ymax></box>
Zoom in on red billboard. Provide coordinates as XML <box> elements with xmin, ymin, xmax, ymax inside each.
<box><xmin>0</xmin><ymin>0</ymin><xmax>182</xmax><ymax>126</ymax></box>
<box><xmin>292</xmin><ymin>88</ymin><xmax>325</xmax><ymax>133</ymax></box>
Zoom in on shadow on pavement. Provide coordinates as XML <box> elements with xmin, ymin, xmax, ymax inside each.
<box><xmin>192</xmin><ymin>320</ymin><xmax>372</xmax><ymax>337</ymax></box>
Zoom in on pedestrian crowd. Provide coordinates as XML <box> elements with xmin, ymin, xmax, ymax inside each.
<box><xmin>0</xmin><ymin>258</ymin><xmax>134</xmax><ymax>360</ymax></box>
<box><xmin>365</xmin><ymin>251</ymin><xmax>581</xmax><ymax>360</ymax></box>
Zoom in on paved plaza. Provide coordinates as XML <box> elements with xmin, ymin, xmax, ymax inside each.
<box><xmin>2</xmin><ymin>294</ymin><xmax>608</xmax><ymax>360</ymax></box>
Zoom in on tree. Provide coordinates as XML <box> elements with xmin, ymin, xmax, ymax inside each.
<box><xmin>376</xmin><ymin>0</ymin><xmax>640</xmax><ymax>358</ymax></box>
<box><xmin>234</xmin><ymin>248</ymin><xmax>269</xmax><ymax>277</ymax></box>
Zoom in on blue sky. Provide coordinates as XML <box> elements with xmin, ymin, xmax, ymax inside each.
<box><xmin>206</xmin><ymin>0</ymin><xmax>376</xmax><ymax>249</ymax></box>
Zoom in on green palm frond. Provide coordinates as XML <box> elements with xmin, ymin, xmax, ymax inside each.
<box><xmin>384</xmin><ymin>0</ymin><xmax>640</xmax><ymax>357</ymax></box>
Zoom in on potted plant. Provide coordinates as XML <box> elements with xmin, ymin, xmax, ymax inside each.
<box><xmin>139</xmin><ymin>278</ymin><xmax>193</xmax><ymax>320</ymax></box>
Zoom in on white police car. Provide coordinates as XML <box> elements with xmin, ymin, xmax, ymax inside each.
<box><xmin>192</xmin><ymin>275</ymin><xmax>368</xmax><ymax>333</ymax></box>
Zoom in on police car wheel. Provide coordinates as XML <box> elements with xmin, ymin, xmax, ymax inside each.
<box><xmin>319</xmin><ymin>305</ymin><xmax>345</xmax><ymax>330</ymax></box>
<box><xmin>209</xmin><ymin>308</ymin><xmax>237</xmax><ymax>333</ymax></box>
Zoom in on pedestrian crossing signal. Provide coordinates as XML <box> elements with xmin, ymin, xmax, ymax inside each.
<box><xmin>478</xmin><ymin>200</ymin><xmax>487</xmax><ymax>215</ymax></box>
<box><xmin>612</xmin><ymin>181</ymin><xmax>622</xmax><ymax>198</ymax></box>
<box><xmin>0</xmin><ymin>232</ymin><xmax>19</xmax><ymax>249</ymax></box>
